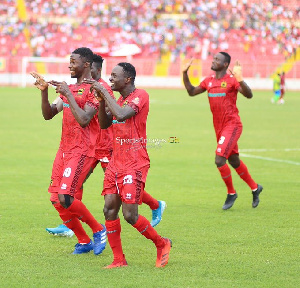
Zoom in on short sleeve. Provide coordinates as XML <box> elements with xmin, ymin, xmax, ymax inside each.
<box><xmin>199</xmin><ymin>77</ymin><xmax>208</xmax><ymax>90</ymax></box>
<box><xmin>127</xmin><ymin>91</ymin><xmax>148</xmax><ymax>115</ymax></box>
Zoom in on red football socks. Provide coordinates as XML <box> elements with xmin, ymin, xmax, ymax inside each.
<box><xmin>105</xmin><ymin>218</ymin><xmax>124</xmax><ymax>262</ymax></box>
<box><xmin>67</xmin><ymin>198</ymin><xmax>103</xmax><ymax>233</ymax></box>
<box><xmin>53</xmin><ymin>202</ymin><xmax>90</xmax><ymax>243</ymax></box>
<box><xmin>133</xmin><ymin>215</ymin><xmax>165</xmax><ymax>248</ymax></box>
<box><xmin>235</xmin><ymin>160</ymin><xmax>258</xmax><ymax>190</ymax></box>
<box><xmin>217</xmin><ymin>164</ymin><xmax>236</xmax><ymax>194</ymax></box>
<box><xmin>142</xmin><ymin>190</ymin><xmax>159</xmax><ymax>210</ymax></box>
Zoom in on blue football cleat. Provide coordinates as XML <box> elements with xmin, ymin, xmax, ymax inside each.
<box><xmin>46</xmin><ymin>224</ymin><xmax>74</xmax><ymax>237</ymax></box>
<box><xmin>72</xmin><ymin>240</ymin><xmax>93</xmax><ymax>254</ymax></box>
<box><xmin>93</xmin><ymin>225</ymin><xmax>107</xmax><ymax>255</ymax></box>
<box><xmin>151</xmin><ymin>200</ymin><xmax>167</xmax><ymax>227</ymax></box>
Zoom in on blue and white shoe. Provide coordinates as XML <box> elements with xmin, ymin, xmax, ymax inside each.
<box><xmin>93</xmin><ymin>225</ymin><xmax>107</xmax><ymax>255</ymax></box>
<box><xmin>72</xmin><ymin>240</ymin><xmax>94</xmax><ymax>254</ymax></box>
<box><xmin>46</xmin><ymin>224</ymin><xmax>74</xmax><ymax>237</ymax></box>
<box><xmin>151</xmin><ymin>200</ymin><xmax>167</xmax><ymax>227</ymax></box>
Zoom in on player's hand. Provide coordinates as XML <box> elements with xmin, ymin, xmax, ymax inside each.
<box><xmin>229</xmin><ymin>60</ymin><xmax>243</xmax><ymax>82</ymax></box>
<box><xmin>182</xmin><ymin>59</ymin><xmax>193</xmax><ymax>73</ymax></box>
<box><xmin>30</xmin><ymin>71</ymin><xmax>49</xmax><ymax>91</ymax></box>
<box><xmin>49</xmin><ymin>80</ymin><xmax>70</xmax><ymax>96</ymax></box>
<box><xmin>89</xmin><ymin>81</ymin><xmax>108</xmax><ymax>102</ymax></box>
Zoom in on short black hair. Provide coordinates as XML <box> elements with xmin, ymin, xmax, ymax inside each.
<box><xmin>92</xmin><ymin>53</ymin><xmax>104</xmax><ymax>69</ymax></box>
<box><xmin>219</xmin><ymin>51</ymin><xmax>231</xmax><ymax>65</ymax></box>
<box><xmin>118</xmin><ymin>62</ymin><xmax>136</xmax><ymax>83</ymax></box>
<box><xmin>72</xmin><ymin>47</ymin><xmax>93</xmax><ymax>65</ymax></box>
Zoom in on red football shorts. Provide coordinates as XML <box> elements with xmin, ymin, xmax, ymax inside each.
<box><xmin>48</xmin><ymin>149</ymin><xmax>98</xmax><ymax>202</ymax></box>
<box><xmin>102</xmin><ymin>166</ymin><xmax>149</xmax><ymax>204</ymax></box>
<box><xmin>215</xmin><ymin>125</ymin><xmax>243</xmax><ymax>159</ymax></box>
<box><xmin>95</xmin><ymin>149</ymin><xmax>112</xmax><ymax>169</ymax></box>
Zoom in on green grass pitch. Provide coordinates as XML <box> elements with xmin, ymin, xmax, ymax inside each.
<box><xmin>0</xmin><ymin>86</ymin><xmax>299</xmax><ymax>288</ymax></box>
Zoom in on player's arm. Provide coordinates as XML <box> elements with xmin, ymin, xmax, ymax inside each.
<box><xmin>238</xmin><ymin>81</ymin><xmax>253</xmax><ymax>99</ymax></box>
<box><xmin>49</xmin><ymin>81</ymin><xmax>97</xmax><ymax>127</ymax></box>
<box><xmin>30</xmin><ymin>71</ymin><xmax>62</xmax><ymax>120</ymax></box>
<box><xmin>98</xmin><ymin>100</ymin><xmax>113</xmax><ymax>129</ymax></box>
<box><xmin>89</xmin><ymin>81</ymin><xmax>136</xmax><ymax>122</ymax></box>
<box><xmin>229</xmin><ymin>61</ymin><xmax>253</xmax><ymax>99</ymax></box>
<box><xmin>182</xmin><ymin>59</ymin><xmax>206</xmax><ymax>96</ymax></box>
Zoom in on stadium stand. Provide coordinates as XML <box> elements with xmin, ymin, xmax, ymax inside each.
<box><xmin>0</xmin><ymin>0</ymin><xmax>299</xmax><ymax>78</ymax></box>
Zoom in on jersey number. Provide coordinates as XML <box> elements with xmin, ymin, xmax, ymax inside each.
<box><xmin>218</xmin><ymin>136</ymin><xmax>226</xmax><ymax>145</ymax></box>
<box><xmin>123</xmin><ymin>175</ymin><xmax>133</xmax><ymax>184</ymax></box>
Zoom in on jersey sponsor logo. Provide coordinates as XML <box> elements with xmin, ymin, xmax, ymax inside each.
<box><xmin>221</xmin><ymin>81</ymin><xmax>227</xmax><ymax>88</ymax></box>
<box><xmin>123</xmin><ymin>175</ymin><xmax>133</xmax><ymax>184</ymax></box>
<box><xmin>112</xmin><ymin>119</ymin><xmax>126</xmax><ymax>124</ymax></box>
<box><xmin>78</xmin><ymin>88</ymin><xmax>84</xmax><ymax>95</ymax></box>
<box><xmin>63</xmin><ymin>167</ymin><xmax>72</xmax><ymax>177</ymax></box>
<box><xmin>208</xmin><ymin>93</ymin><xmax>226</xmax><ymax>97</ymax></box>
<box><xmin>63</xmin><ymin>102</ymin><xmax>70</xmax><ymax>108</ymax></box>
<box><xmin>61</xmin><ymin>183</ymin><xmax>67</xmax><ymax>190</ymax></box>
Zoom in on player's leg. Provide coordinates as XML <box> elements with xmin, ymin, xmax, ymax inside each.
<box><xmin>121</xmin><ymin>171</ymin><xmax>172</xmax><ymax>268</ymax></box>
<box><xmin>58</xmin><ymin>154</ymin><xmax>106</xmax><ymax>254</ymax></box>
<box><xmin>46</xmin><ymin>158</ymin><xmax>99</xmax><ymax>237</ymax></box>
<box><xmin>215</xmin><ymin>127</ymin><xmax>241</xmax><ymax>210</ymax></box>
<box><xmin>102</xmin><ymin>173</ymin><xmax>125</xmax><ymax>268</ymax></box>
<box><xmin>229</xmin><ymin>153</ymin><xmax>263</xmax><ymax>208</ymax></box>
<box><xmin>100</xmin><ymin>152</ymin><xmax>166</xmax><ymax>227</ymax></box>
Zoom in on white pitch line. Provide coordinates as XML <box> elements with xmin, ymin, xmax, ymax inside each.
<box><xmin>240</xmin><ymin>153</ymin><xmax>300</xmax><ymax>166</ymax></box>
<box><xmin>239</xmin><ymin>148</ymin><xmax>300</xmax><ymax>152</ymax></box>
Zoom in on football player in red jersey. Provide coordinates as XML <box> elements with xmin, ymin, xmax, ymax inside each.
<box><xmin>31</xmin><ymin>47</ymin><xmax>107</xmax><ymax>255</ymax></box>
<box><xmin>85</xmin><ymin>62</ymin><xmax>172</xmax><ymax>269</ymax></box>
<box><xmin>182</xmin><ymin>52</ymin><xmax>263</xmax><ymax>210</ymax></box>
<box><xmin>46</xmin><ymin>54</ymin><xmax>166</xmax><ymax>237</ymax></box>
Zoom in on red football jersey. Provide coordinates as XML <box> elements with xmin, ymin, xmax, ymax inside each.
<box><xmin>94</xmin><ymin>78</ymin><xmax>114</xmax><ymax>154</ymax></box>
<box><xmin>107</xmin><ymin>89</ymin><xmax>150</xmax><ymax>173</ymax></box>
<box><xmin>200</xmin><ymin>73</ymin><xmax>242</xmax><ymax>134</ymax></box>
<box><xmin>59</xmin><ymin>83</ymin><xmax>99</xmax><ymax>157</ymax></box>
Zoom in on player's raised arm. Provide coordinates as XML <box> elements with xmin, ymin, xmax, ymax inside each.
<box><xmin>30</xmin><ymin>71</ymin><xmax>61</xmax><ymax>120</ymax></box>
<box><xmin>182</xmin><ymin>59</ymin><xmax>206</xmax><ymax>96</ymax></box>
<box><xmin>49</xmin><ymin>80</ymin><xmax>97</xmax><ymax>128</ymax></box>
<box><xmin>229</xmin><ymin>61</ymin><xmax>253</xmax><ymax>99</ymax></box>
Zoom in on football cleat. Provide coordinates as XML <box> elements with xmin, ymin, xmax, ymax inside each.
<box><xmin>252</xmin><ymin>184</ymin><xmax>263</xmax><ymax>208</ymax></box>
<box><xmin>151</xmin><ymin>200</ymin><xmax>167</xmax><ymax>227</ymax></box>
<box><xmin>46</xmin><ymin>224</ymin><xmax>74</xmax><ymax>237</ymax></box>
<box><xmin>104</xmin><ymin>255</ymin><xmax>128</xmax><ymax>269</ymax></box>
<box><xmin>156</xmin><ymin>238</ymin><xmax>172</xmax><ymax>268</ymax></box>
<box><xmin>93</xmin><ymin>225</ymin><xmax>107</xmax><ymax>255</ymax></box>
<box><xmin>72</xmin><ymin>240</ymin><xmax>93</xmax><ymax>254</ymax></box>
<box><xmin>222</xmin><ymin>193</ymin><xmax>238</xmax><ymax>210</ymax></box>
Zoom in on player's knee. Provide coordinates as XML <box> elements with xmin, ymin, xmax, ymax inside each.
<box><xmin>58</xmin><ymin>194</ymin><xmax>72</xmax><ymax>208</ymax></box>
<box><xmin>215</xmin><ymin>157</ymin><xmax>226</xmax><ymax>167</ymax></box>
<box><xmin>122</xmin><ymin>210</ymin><xmax>138</xmax><ymax>225</ymax></box>
<box><xmin>103</xmin><ymin>205</ymin><xmax>118</xmax><ymax>220</ymax></box>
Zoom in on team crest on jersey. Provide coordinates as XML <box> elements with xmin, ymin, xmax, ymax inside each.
<box><xmin>132</xmin><ymin>97</ymin><xmax>140</xmax><ymax>105</ymax></box>
<box><xmin>78</xmin><ymin>88</ymin><xmax>84</xmax><ymax>95</ymax></box>
<box><xmin>221</xmin><ymin>81</ymin><xmax>227</xmax><ymax>88</ymax></box>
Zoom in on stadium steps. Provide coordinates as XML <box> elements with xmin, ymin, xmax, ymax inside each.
<box><xmin>271</xmin><ymin>47</ymin><xmax>300</xmax><ymax>78</ymax></box>
<box><xmin>16</xmin><ymin>0</ymin><xmax>46</xmax><ymax>74</ymax></box>
<box><xmin>154</xmin><ymin>53</ymin><xmax>171</xmax><ymax>76</ymax></box>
